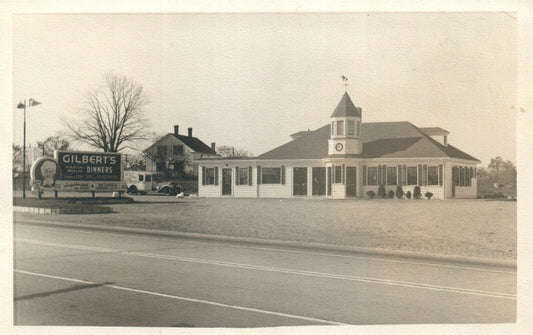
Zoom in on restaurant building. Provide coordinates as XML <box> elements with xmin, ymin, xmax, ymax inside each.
<box><xmin>196</xmin><ymin>92</ymin><xmax>479</xmax><ymax>199</ymax></box>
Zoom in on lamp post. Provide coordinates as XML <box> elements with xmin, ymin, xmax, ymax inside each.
<box><xmin>17</xmin><ymin>98</ymin><xmax>41</xmax><ymax>199</ymax></box>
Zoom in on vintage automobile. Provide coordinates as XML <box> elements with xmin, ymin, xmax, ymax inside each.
<box><xmin>157</xmin><ymin>182</ymin><xmax>182</xmax><ymax>196</ymax></box>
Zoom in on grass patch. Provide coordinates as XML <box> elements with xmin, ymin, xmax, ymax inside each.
<box><xmin>13</xmin><ymin>196</ymin><xmax>133</xmax><ymax>209</ymax></box>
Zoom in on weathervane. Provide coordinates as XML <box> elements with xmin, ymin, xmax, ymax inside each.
<box><xmin>341</xmin><ymin>75</ymin><xmax>349</xmax><ymax>91</ymax></box>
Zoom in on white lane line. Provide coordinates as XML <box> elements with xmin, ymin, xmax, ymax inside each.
<box><xmin>14</xmin><ymin>269</ymin><xmax>347</xmax><ymax>326</ymax></box>
<box><xmin>16</xmin><ymin>238</ymin><xmax>516</xmax><ymax>300</ymax></box>
<box><xmin>14</xmin><ymin>222</ymin><xmax>516</xmax><ymax>274</ymax></box>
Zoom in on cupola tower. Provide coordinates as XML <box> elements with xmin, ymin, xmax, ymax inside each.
<box><xmin>328</xmin><ymin>92</ymin><xmax>362</xmax><ymax>156</ymax></box>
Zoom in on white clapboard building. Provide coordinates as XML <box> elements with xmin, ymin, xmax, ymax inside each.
<box><xmin>196</xmin><ymin>92</ymin><xmax>480</xmax><ymax>199</ymax></box>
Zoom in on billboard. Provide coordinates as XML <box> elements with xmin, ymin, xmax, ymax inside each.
<box><xmin>57</xmin><ymin>151</ymin><xmax>121</xmax><ymax>181</ymax></box>
<box><xmin>30</xmin><ymin>151</ymin><xmax>126</xmax><ymax>193</ymax></box>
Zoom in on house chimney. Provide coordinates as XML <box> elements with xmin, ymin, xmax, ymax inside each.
<box><xmin>174</xmin><ymin>125</ymin><xmax>179</xmax><ymax>135</ymax></box>
<box><xmin>188</xmin><ymin>127</ymin><xmax>193</xmax><ymax>137</ymax></box>
<box><xmin>211</xmin><ymin>142</ymin><xmax>216</xmax><ymax>151</ymax></box>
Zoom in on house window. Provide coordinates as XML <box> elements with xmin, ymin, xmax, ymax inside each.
<box><xmin>173</xmin><ymin>145</ymin><xmax>184</xmax><ymax>156</ymax></box>
<box><xmin>336</xmin><ymin>120</ymin><xmax>344</xmax><ymax>136</ymax></box>
<box><xmin>407</xmin><ymin>166</ymin><xmax>418</xmax><ymax>185</ymax></box>
<box><xmin>367</xmin><ymin>167</ymin><xmax>377</xmax><ymax>185</ymax></box>
<box><xmin>334</xmin><ymin>165</ymin><xmax>343</xmax><ymax>184</ymax></box>
<box><xmin>331</xmin><ymin>122</ymin><xmax>334</xmax><ymax>136</ymax></box>
<box><xmin>238</xmin><ymin>167</ymin><xmax>250</xmax><ymax>185</ymax></box>
<box><xmin>157</xmin><ymin>145</ymin><xmax>167</xmax><ymax>157</ymax></box>
<box><xmin>428</xmin><ymin>166</ymin><xmax>439</xmax><ymax>185</ymax></box>
<box><xmin>386</xmin><ymin>167</ymin><xmax>397</xmax><ymax>185</ymax></box>
<box><xmin>357</xmin><ymin>121</ymin><xmax>361</xmax><ymax>136</ymax></box>
<box><xmin>138</xmin><ymin>174</ymin><xmax>144</xmax><ymax>182</ymax></box>
<box><xmin>173</xmin><ymin>161</ymin><xmax>184</xmax><ymax>171</ymax></box>
<box><xmin>347</xmin><ymin>120</ymin><xmax>355</xmax><ymax>135</ymax></box>
<box><xmin>262</xmin><ymin>167</ymin><xmax>281</xmax><ymax>184</ymax></box>
<box><xmin>145</xmin><ymin>175</ymin><xmax>152</xmax><ymax>182</ymax></box>
<box><xmin>156</xmin><ymin>162</ymin><xmax>165</xmax><ymax>172</ymax></box>
<box><xmin>204</xmin><ymin>168</ymin><xmax>216</xmax><ymax>185</ymax></box>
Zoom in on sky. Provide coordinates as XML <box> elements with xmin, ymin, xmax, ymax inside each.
<box><xmin>12</xmin><ymin>12</ymin><xmax>517</xmax><ymax>166</ymax></box>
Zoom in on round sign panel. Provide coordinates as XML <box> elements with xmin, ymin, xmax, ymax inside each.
<box><xmin>335</xmin><ymin>143</ymin><xmax>344</xmax><ymax>151</ymax></box>
<box><xmin>31</xmin><ymin>157</ymin><xmax>61</xmax><ymax>188</ymax></box>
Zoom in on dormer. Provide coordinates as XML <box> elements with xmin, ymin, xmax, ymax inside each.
<box><xmin>420</xmin><ymin>127</ymin><xmax>450</xmax><ymax>146</ymax></box>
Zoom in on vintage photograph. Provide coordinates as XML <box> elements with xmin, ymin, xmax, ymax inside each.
<box><xmin>5</xmin><ymin>4</ymin><xmax>529</xmax><ymax>334</ymax></box>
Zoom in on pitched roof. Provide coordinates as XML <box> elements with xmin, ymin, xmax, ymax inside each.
<box><xmin>257</xmin><ymin>121</ymin><xmax>479</xmax><ymax>161</ymax></box>
<box><xmin>330</xmin><ymin>92</ymin><xmax>362</xmax><ymax>118</ymax></box>
<box><xmin>172</xmin><ymin>134</ymin><xmax>217</xmax><ymax>154</ymax></box>
<box><xmin>144</xmin><ymin>133</ymin><xmax>217</xmax><ymax>155</ymax></box>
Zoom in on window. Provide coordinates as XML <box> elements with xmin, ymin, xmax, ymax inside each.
<box><xmin>331</xmin><ymin>122</ymin><xmax>334</xmax><ymax>136</ymax></box>
<box><xmin>428</xmin><ymin>166</ymin><xmax>438</xmax><ymax>185</ymax></box>
<box><xmin>357</xmin><ymin>121</ymin><xmax>361</xmax><ymax>136</ymax></box>
<box><xmin>407</xmin><ymin>167</ymin><xmax>418</xmax><ymax>185</ymax></box>
<box><xmin>157</xmin><ymin>145</ymin><xmax>167</xmax><ymax>157</ymax></box>
<box><xmin>173</xmin><ymin>145</ymin><xmax>184</xmax><ymax>156</ymax></box>
<box><xmin>237</xmin><ymin>167</ymin><xmax>250</xmax><ymax>185</ymax></box>
<box><xmin>367</xmin><ymin>167</ymin><xmax>377</xmax><ymax>185</ymax></box>
<box><xmin>334</xmin><ymin>165</ymin><xmax>343</xmax><ymax>184</ymax></box>
<box><xmin>156</xmin><ymin>162</ymin><xmax>165</xmax><ymax>172</ymax></box>
<box><xmin>347</xmin><ymin>120</ymin><xmax>355</xmax><ymax>135</ymax></box>
<box><xmin>262</xmin><ymin>167</ymin><xmax>281</xmax><ymax>184</ymax></box>
<box><xmin>386</xmin><ymin>167</ymin><xmax>397</xmax><ymax>185</ymax></box>
<box><xmin>336</xmin><ymin>120</ymin><xmax>344</xmax><ymax>136</ymax></box>
<box><xmin>173</xmin><ymin>161</ymin><xmax>184</xmax><ymax>171</ymax></box>
<box><xmin>204</xmin><ymin>167</ymin><xmax>216</xmax><ymax>185</ymax></box>
<box><xmin>145</xmin><ymin>175</ymin><xmax>152</xmax><ymax>182</ymax></box>
<box><xmin>138</xmin><ymin>174</ymin><xmax>144</xmax><ymax>182</ymax></box>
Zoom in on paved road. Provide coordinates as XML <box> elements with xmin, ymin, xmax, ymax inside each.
<box><xmin>13</xmin><ymin>221</ymin><xmax>516</xmax><ymax>327</ymax></box>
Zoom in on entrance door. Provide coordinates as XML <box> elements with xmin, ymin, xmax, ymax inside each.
<box><xmin>346</xmin><ymin>166</ymin><xmax>357</xmax><ymax>197</ymax></box>
<box><xmin>222</xmin><ymin>168</ymin><xmax>232</xmax><ymax>195</ymax></box>
<box><xmin>293</xmin><ymin>167</ymin><xmax>307</xmax><ymax>196</ymax></box>
<box><xmin>312</xmin><ymin>167</ymin><xmax>326</xmax><ymax>196</ymax></box>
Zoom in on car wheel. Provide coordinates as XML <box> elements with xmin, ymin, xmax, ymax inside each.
<box><xmin>161</xmin><ymin>186</ymin><xmax>171</xmax><ymax>194</ymax></box>
<box><xmin>127</xmin><ymin>185</ymin><xmax>138</xmax><ymax>194</ymax></box>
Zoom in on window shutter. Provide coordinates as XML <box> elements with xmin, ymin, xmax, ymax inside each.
<box><xmin>362</xmin><ymin>165</ymin><xmax>367</xmax><ymax>186</ymax></box>
<box><xmin>214</xmin><ymin>167</ymin><xmax>218</xmax><ymax>186</ymax></box>
<box><xmin>257</xmin><ymin>166</ymin><xmax>261</xmax><ymax>184</ymax></box>
<box><xmin>332</xmin><ymin>164</ymin><xmax>335</xmax><ymax>184</ymax></box>
<box><xmin>235</xmin><ymin>166</ymin><xmax>239</xmax><ymax>185</ymax></box>
<box><xmin>423</xmin><ymin>165</ymin><xmax>428</xmax><ymax>186</ymax></box>
<box><xmin>249</xmin><ymin>166</ymin><xmax>253</xmax><ymax>185</ymax></box>
<box><xmin>377</xmin><ymin>165</ymin><xmax>381</xmax><ymax>185</ymax></box>
<box><xmin>383</xmin><ymin>165</ymin><xmax>387</xmax><ymax>185</ymax></box>
<box><xmin>202</xmin><ymin>167</ymin><xmax>206</xmax><ymax>185</ymax></box>
<box><xmin>281</xmin><ymin>166</ymin><xmax>286</xmax><ymax>185</ymax></box>
<box><xmin>417</xmin><ymin>165</ymin><xmax>423</xmax><ymax>185</ymax></box>
<box><xmin>342</xmin><ymin>164</ymin><xmax>345</xmax><ymax>184</ymax></box>
<box><xmin>438</xmin><ymin>164</ymin><xmax>443</xmax><ymax>186</ymax></box>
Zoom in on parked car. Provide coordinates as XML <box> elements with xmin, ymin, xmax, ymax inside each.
<box><xmin>157</xmin><ymin>182</ymin><xmax>182</xmax><ymax>196</ymax></box>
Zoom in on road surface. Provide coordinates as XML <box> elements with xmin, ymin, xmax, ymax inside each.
<box><xmin>13</xmin><ymin>221</ymin><xmax>516</xmax><ymax>327</ymax></box>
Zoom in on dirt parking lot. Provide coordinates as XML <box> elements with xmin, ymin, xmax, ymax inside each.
<box><xmin>14</xmin><ymin>196</ymin><xmax>516</xmax><ymax>260</ymax></box>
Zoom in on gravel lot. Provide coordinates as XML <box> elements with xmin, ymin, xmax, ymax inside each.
<box><xmin>14</xmin><ymin>195</ymin><xmax>516</xmax><ymax>260</ymax></box>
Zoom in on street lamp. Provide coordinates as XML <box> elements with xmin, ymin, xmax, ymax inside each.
<box><xmin>17</xmin><ymin>98</ymin><xmax>41</xmax><ymax>199</ymax></box>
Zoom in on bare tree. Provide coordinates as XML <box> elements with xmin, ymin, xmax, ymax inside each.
<box><xmin>37</xmin><ymin>135</ymin><xmax>71</xmax><ymax>157</ymax></box>
<box><xmin>233</xmin><ymin>148</ymin><xmax>254</xmax><ymax>157</ymax></box>
<box><xmin>67</xmin><ymin>73</ymin><xmax>149</xmax><ymax>152</ymax></box>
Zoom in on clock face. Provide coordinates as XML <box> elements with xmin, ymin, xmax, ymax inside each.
<box><xmin>335</xmin><ymin>143</ymin><xmax>344</xmax><ymax>151</ymax></box>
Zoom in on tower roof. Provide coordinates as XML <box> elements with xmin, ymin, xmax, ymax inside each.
<box><xmin>330</xmin><ymin>92</ymin><xmax>361</xmax><ymax>118</ymax></box>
